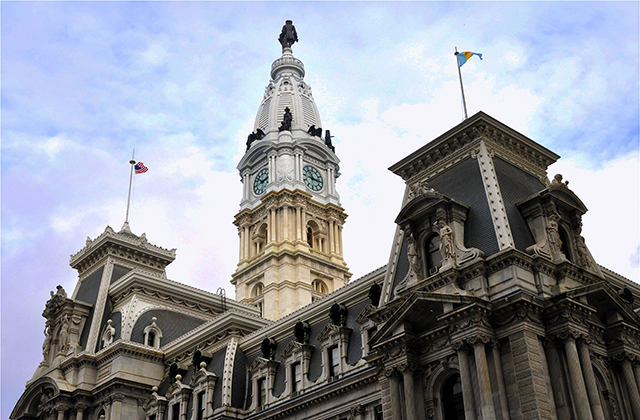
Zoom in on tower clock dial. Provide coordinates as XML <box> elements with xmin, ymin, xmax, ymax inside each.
<box><xmin>253</xmin><ymin>168</ymin><xmax>269</xmax><ymax>195</ymax></box>
<box><xmin>303</xmin><ymin>166</ymin><xmax>323</xmax><ymax>191</ymax></box>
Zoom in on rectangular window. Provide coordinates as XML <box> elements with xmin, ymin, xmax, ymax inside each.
<box><xmin>292</xmin><ymin>362</ymin><xmax>302</xmax><ymax>393</ymax></box>
<box><xmin>172</xmin><ymin>403</ymin><xmax>180</xmax><ymax>420</ymax></box>
<box><xmin>374</xmin><ymin>405</ymin><xmax>383</xmax><ymax>420</ymax></box>
<box><xmin>258</xmin><ymin>378</ymin><xmax>266</xmax><ymax>408</ymax></box>
<box><xmin>197</xmin><ymin>392</ymin><xmax>206</xmax><ymax>420</ymax></box>
<box><xmin>329</xmin><ymin>345</ymin><xmax>340</xmax><ymax>378</ymax></box>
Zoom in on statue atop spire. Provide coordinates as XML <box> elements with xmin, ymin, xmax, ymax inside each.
<box><xmin>278</xmin><ymin>20</ymin><xmax>298</xmax><ymax>51</ymax></box>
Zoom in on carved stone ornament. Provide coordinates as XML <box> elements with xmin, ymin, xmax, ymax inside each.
<box><xmin>406</xmin><ymin>180</ymin><xmax>435</xmax><ymax>202</ymax></box>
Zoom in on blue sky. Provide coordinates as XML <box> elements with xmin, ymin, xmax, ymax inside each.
<box><xmin>2</xmin><ymin>2</ymin><xmax>638</xmax><ymax>416</ymax></box>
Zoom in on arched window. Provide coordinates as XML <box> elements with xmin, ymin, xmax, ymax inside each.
<box><xmin>442</xmin><ymin>374</ymin><xmax>465</xmax><ymax>420</ymax></box>
<box><xmin>558</xmin><ymin>227</ymin><xmax>572</xmax><ymax>262</ymax></box>
<box><xmin>307</xmin><ymin>227</ymin><xmax>313</xmax><ymax>247</ymax></box>
<box><xmin>143</xmin><ymin>317</ymin><xmax>162</xmax><ymax>348</ymax></box>
<box><xmin>147</xmin><ymin>331</ymin><xmax>156</xmax><ymax>347</ymax></box>
<box><xmin>426</xmin><ymin>234</ymin><xmax>443</xmax><ymax>275</ymax></box>
<box><xmin>252</xmin><ymin>283</ymin><xmax>264</xmax><ymax>297</ymax></box>
<box><xmin>312</xmin><ymin>279</ymin><xmax>328</xmax><ymax>294</ymax></box>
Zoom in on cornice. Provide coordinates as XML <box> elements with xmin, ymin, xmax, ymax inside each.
<box><xmin>70</xmin><ymin>226</ymin><xmax>175</xmax><ymax>270</ymax></box>
<box><xmin>389</xmin><ymin>111</ymin><xmax>558</xmax><ymax>183</ymax></box>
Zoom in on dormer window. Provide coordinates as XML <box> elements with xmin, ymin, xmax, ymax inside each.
<box><xmin>426</xmin><ymin>234</ymin><xmax>442</xmax><ymax>275</ymax></box>
<box><xmin>143</xmin><ymin>317</ymin><xmax>162</xmax><ymax>348</ymax></box>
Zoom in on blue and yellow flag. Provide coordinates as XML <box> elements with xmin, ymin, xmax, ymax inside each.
<box><xmin>457</xmin><ymin>51</ymin><xmax>483</xmax><ymax>67</ymax></box>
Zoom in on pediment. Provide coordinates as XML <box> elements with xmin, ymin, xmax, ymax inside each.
<box><xmin>546</xmin><ymin>185</ymin><xmax>588</xmax><ymax>214</ymax></box>
<box><xmin>370</xmin><ymin>291</ymin><xmax>476</xmax><ymax>347</ymax></box>
<box><xmin>249</xmin><ymin>356</ymin><xmax>279</xmax><ymax>372</ymax></box>
<box><xmin>395</xmin><ymin>190</ymin><xmax>469</xmax><ymax>227</ymax></box>
<box><xmin>281</xmin><ymin>341</ymin><xmax>313</xmax><ymax>358</ymax></box>
<box><xmin>567</xmin><ymin>282</ymin><xmax>640</xmax><ymax>326</ymax></box>
<box><xmin>356</xmin><ymin>304</ymin><xmax>378</xmax><ymax>325</ymax></box>
<box><xmin>191</xmin><ymin>366</ymin><xmax>217</xmax><ymax>386</ymax></box>
<box><xmin>317</xmin><ymin>323</ymin><xmax>352</xmax><ymax>342</ymax></box>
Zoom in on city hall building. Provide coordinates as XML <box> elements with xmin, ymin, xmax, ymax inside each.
<box><xmin>12</xmin><ymin>22</ymin><xmax>640</xmax><ymax>420</ymax></box>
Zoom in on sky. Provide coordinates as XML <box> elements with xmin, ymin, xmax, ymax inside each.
<box><xmin>2</xmin><ymin>1</ymin><xmax>639</xmax><ymax>417</ymax></box>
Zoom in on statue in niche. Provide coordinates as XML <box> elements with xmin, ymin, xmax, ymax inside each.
<box><xmin>436</xmin><ymin>220</ymin><xmax>456</xmax><ymax>261</ymax></box>
<box><xmin>279</xmin><ymin>107</ymin><xmax>293</xmax><ymax>132</ymax></box>
<box><xmin>324</xmin><ymin>130</ymin><xmax>335</xmax><ymax>152</ymax></box>
<box><xmin>102</xmin><ymin>319</ymin><xmax>116</xmax><ymax>347</ymax></box>
<box><xmin>58</xmin><ymin>315</ymin><xmax>70</xmax><ymax>353</ymax></box>
<box><xmin>278</xmin><ymin>20</ymin><xmax>298</xmax><ymax>49</ymax></box>
<box><xmin>546</xmin><ymin>205</ymin><xmax>563</xmax><ymax>257</ymax></box>
<box><xmin>406</xmin><ymin>229</ymin><xmax>420</xmax><ymax>278</ymax></box>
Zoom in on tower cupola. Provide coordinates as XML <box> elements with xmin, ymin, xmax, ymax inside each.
<box><xmin>233</xmin><ymin>21</ymin><xmax>351</xmax><ymax>320</ymax></box>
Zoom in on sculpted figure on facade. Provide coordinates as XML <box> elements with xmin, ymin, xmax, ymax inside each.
<box><xmin>42</xmin><ymin>325</ymin><xmax>52</xmax><ymax>361</ymax></box>
<box><xmin>436</xmin><ymin>220</ymin><xmax>455</xmax><ymax>262</ymax></box>
<box><xmin>406</xmin><ymin>228</ymin><xmax>421</xmax><ymax>280</ymax></box>
<box><xmin>279</xmin><ymin>107</ymin><xmax>293</xmax><ymax>132</ymax></box>
<box><xmin>545</xmin><ymin>204</ymin><xmax>564</xmax><ymax>259</ymax></box>
<box><xmin>58</xmin><ymin>314</ymin><xmax>70</xmax><ymax>354</ymax></box>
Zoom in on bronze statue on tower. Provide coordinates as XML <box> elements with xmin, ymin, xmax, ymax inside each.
<box><xmin>278</xmin><ymin>20</ymin><xmax>298</xmax><ymax>50</ymax></box>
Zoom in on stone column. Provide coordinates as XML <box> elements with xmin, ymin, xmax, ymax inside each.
<box><xmin>283</xmin><ymin>205</ymin><xmax>289</xmax><ymax>240</ymax></box>
<box><xmin>491</xmin><ymin>343</ymin><xmax>510</xmax><ymax>420</ymax></box>
<box><xmin>75</xmin><ymin>404</ymin><xmax>86</xmax><ymax>420</ymax></box>
<box><xmin>387</xmin><ymin>369</ymin><xmax>404</xmax><ymax>420</ymax></box>
<box><xmin>55</xmin><ymin>405</ymin><xmax>67</xmax><ymax>420</ymax></box>
<box><xmin>110</xmin><ymin>394</ymin><xmax>124</xmax><ymax>419</ymax></box>
<box><xmin>400</xmin><ymin>365</ymin><xmax>417</xmax><ymax>420</ymax></box>
<box><xmin>563</xmin><ymin>337</ymin><xmax>594</xmax><ymax>420</ymax></box>
<box><xmin>621</xmin><ymin>358</ymin><xmax>640</xmax><ymax>419</ymax></box>
<box><xmin>473</xmin><ymin>340</ymin><xmax>496</xmax><ymax>420</ymax></box>
<box><xmin>295</xmin><ymin>207</ymin><xmax>301</xmax><ymax>241</ymax></box>
<box><xmin>328</xmin><ymin>220</ymin><xmax>335</xmax><ymax>253</ymax></box>
<box><xmin>455</xmin><ymin>343</ymin><xmax>478</xmax><ymax>420</ymax></box>
<box><xmin>577</xmin><ymin>339</ymin><xmax>605</xmax><ymax>420</ymax></box>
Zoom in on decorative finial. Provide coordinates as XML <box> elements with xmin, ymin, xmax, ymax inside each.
<box><xmin>278</xmin><ymin>20</ymin><xmax>298</xmax><ymax>52</ymax></box>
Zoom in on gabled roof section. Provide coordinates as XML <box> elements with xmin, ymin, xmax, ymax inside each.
<box><xmin>389</xmin><ymin>111</ymin><xmax>559</xmax><ymax>183</ymax></box>
<box><xmin>370</xmin><ymin>291</ymin><xmax>477</xmax><ymax>347</ymax></box>
<box><xmin>565</xmin><ymin>282</ymin><xmax>640</xmax><ymax>325</ymax></box>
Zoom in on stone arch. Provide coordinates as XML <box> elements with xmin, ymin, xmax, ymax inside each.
<box><xmin>252</xmin><ymin>282</ymin><xmax>264</xmax><ymax>298</ymax></box>
<box><xmin>10</xmin><ymin>377</ymin><xmax>60</xmax><ymax>419</ymax></box>
<box><xmin>424</xmin><ymin>363</ymin><xmax>463</xmax><ymax>420</ymax></box>
<box><xmin>422</xmin><ymin>231</ymin><xmax>442</xmax><ymax>277</ymax></box>
<box><xmin>306</xmin><ymin>219</ymin><xmax>323</xmax><ymax>251</ymax></box>
<box><xmin>312</xmin><ymin>279</ymin><xmax>328</xmax><ymax>294</ymax></box>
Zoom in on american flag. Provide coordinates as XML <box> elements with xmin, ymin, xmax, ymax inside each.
<box><xmin>134</xmin><ymin>162</ymin><xmax>148</xmax><ymax>174</ymax></box>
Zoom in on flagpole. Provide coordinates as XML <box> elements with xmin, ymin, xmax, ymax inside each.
<box><xmin>124</xmin><ymin>149</ymin><xmax>136</xmax><ymax>229</ymax></box>
<box><xmin>454</xmin><ymin>47</ymin><xmax>469</xmax><ymax>120</ymax></box>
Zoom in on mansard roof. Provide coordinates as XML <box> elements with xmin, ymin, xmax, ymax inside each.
<box><xmin>389</xmin><ymin>111</ymin><xmax>559</xmax><ymax>183</ymax></box>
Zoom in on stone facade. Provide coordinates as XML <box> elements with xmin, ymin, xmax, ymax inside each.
<box><xmin>11</xmin><ymin>25</ymin><xmax>640</xmax><ymax>420</ymax></box>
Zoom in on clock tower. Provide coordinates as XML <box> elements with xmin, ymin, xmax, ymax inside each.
<box><xmin>232</xmin><ymin>21</ymin><xmax>351</xmax><ymax>320</ymax></box>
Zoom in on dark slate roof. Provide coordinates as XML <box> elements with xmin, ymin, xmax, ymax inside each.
<box><xmin>94</xmin><ymin>299</ymin><xmax>116</xmax><ymax>352</ymax></box>
<box><xmin>209</xmin><ymin>347</ymin><xmax>227</xmax><ymax>408</ymax></box>
<box><xmin>130</xmin><ymin>310</ymin><xmax>208</xmax><ymax>347</ymax></box>
<box><xmin>76</xmin><ymin>267</ymin><xmax>104</xmax><ymax>350</ymax></box>
<box><xmin>231</xmin><ymin>345</ymin><xmax>247</xmax><ymax>408</ymax></box>
<box><xmin>429</xmin><ymin>156</ymin><xmax>500</xmax><ymax>256</ymax></box>
<box><xmin>110</xmin><ymin>264</ymin><xmax>131</xmax><ymax>284</ymax></box>
<box><xmin>392</xmin><ymin>237</ymin><xmax>409</xmax><ymax>292</ymax></box>
<box><xmin>493</xmin><ymin>157</ymin><xmax>544</xmax><ymax>252</ymax></box>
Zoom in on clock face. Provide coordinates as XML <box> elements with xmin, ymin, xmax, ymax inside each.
<box><xmin>253</xmin><ymin>168</ymin><xmax>269</xmax><ymax>195</ymax></box>
<box><xmin>303</xmin><ymin>166</ymin><xmax>323</xmax><ymax>191</ymax></box>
